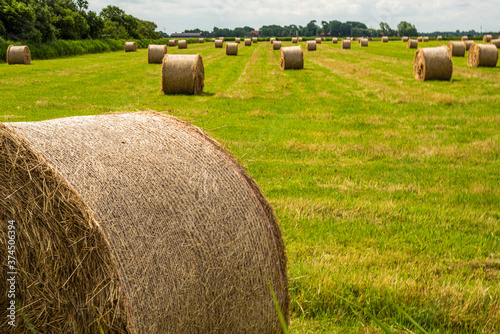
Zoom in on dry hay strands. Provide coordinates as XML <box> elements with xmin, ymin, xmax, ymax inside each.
<box><xmin>467</xmin><ymin>43</ymin><xmax>498</xmax><ymax>67</ymax></box>
<box><xmin>270</xmin><ymin>37</ymin><xmax>276</xmax><ymax>44</ymax></box>
<box><xmin>272</xmin><ymin>41</ymin><xmax>282</xmax><ymax>50</ymax></box>
<box><xmin>357</xmin><ymin>37</ymin><xmax>362</xmax><ymax>44</ymax></box>
<box><xmin>407</xmin><ymin>39</ymin><xmax>418</xmax><ymax>49</ymax></box>
<box><xmin>341</xmin><ymin>39</ymin><xmax>351</xmax><ymax>49</ymax></box>
<box><xmin>448</xmin><ymin>41</ymin><xmax>465</xmax><ymax>57</ymax></box>
<box><xmin>464</xmin><ymin>40</ymin><xmax>474</xmax><ymax>51</ymax></box>
<box><xmin>321</xmin><ymin>37</ymin><xmax>325</xmax><ymax>41</ymax></box>
<box><xmin>360</xmin><ymin>38</ymin><xmax>368</xmax><ymax>47</ymax></box>
<box><xmin>306</xmin><ymin>40</ymin><xmax>317</xmax><ymax>51</ymax></box>
<box><xmin>226</xmin><ymin>42</ymin><xmax>238</xmax><ymax>56</ymax></box>
<box><xmin>414</xmin><ymin>46</ymin><xmax>453</xmax><ymax>81</ymax></box>
<box><xmin>148</xmin><ymin>44</ymin><xmax>167</xmax><ymax>64</ymax></box>
<box><xmin>423</xmin><ymin>36</ymin><xmax>429</xmax><ymax>42</ymax></box>
<box><xmin>168</xmin><ymin>39</ymin><xmax>176</xmax><ymax>46</ymax></box>
<box><xmin>437</xmin><ymin>35</ymin><xmax>443</xmax><ymax>40</ymax></box>
<box><xmin>280</xmin><ymin>45</ymin><xmax>303</xmax><ymax>70</ymax></box>
<box><xmin>124</xmin><ymin>41</ymin><xmax>137</xmax><ymax>52</ymax></box>
<box><xmin>315</xmin><ymin>37</ymin><xmax>322</xmax><ymax>44</ymax></box>
<box><xmin>219</xmin><ymin>37</ymin><xmax>225</xmax><ymax>41</ymax></box>
<box><xmin>298</xmin><ymin>37</ymin><xmax>303</xmax><ymax>42</ymax></box>
<box><xmin>461</xmin><ymin>35</ymin><xmax>469</xmax><ymax>41</ymax></box>
<box><xmin>244</xmin><ymin>38</ymin><xmax>252</xmax><ymax>46</ymax></box>
<box><xmin>381</xmin><ymin>36</ymin><xmax>388</xmax><ymax>43</ymax></box>
<box><xmin>332</xmin><ymin>37</ymin><xmax>338</xmax><ymax>43</ymax></box>
<box><xmin>235</xmin><ymin>37</ymin><xmax>241</xmax><ymax>43</ymax></box>
<box><xmin>198</xmin><ymin>38</ymin><xmax>204</xmax><ymax>43</ymax></box>
<box><xmin>292</xmin><ymin>37</ymin><xmax>298</xmax><ymax>43</ymax></box>
<box><xmin>0</xmin><ymin>112</ymin><xmax>289</xmax><ymax>334</ymax></box>
<box><xmin>211</xmin><ymin>38</ymin><xmax>215</xmax><ymax>42</ymax></box>
<box><xmin>177</xmin><ymin>40</ymin><xmax>188</xmax><ymax>49</ymax></box>
<box><xmin>417</xmin><ymin>36</ymin><xmax>423</xmax><ymax>42</ymax></box>
<box><xmin>483</xmin><ymin>34</ymin><xmax>492</xmax><ymax>42</ymax></box>
<box><xmin>402</xmin><ymin>36</ymin><xmax>409</xmax><ymax>42</ymax></box>
<box><xmin>368</xmin><ymin>37</ymin><xmax>374</xmax><ymax>41</ymax></box>
<box><xmin>215</xmin><ymin>40</ymin><xmax>224</xmax><ymax>48</ymax></box>
<box><xmin>6</xmin><ymin>45</ymin><xmax>31</xmax><ymax>65</ymax></box>
<box><xmin>162</xmin><ymin>54</ymin><xmax>204</xmax><ymax>95</ymax></box>
<box><xmin>491</xmin><ymin>39</ymin><xmax>500</xmax><ymax>48</ymax></box>
<box><xmin>252</xmin><ymin>37</ymin><xmax>258</xmax><ymax>43</ymax></box>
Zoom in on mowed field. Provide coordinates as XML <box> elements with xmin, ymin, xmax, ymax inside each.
<box><xmin>1</xmin><ymin>39</ymin><xmax>500</xmax><ymax>333</ymax></box>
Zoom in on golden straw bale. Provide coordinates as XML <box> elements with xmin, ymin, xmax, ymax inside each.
<box><xmin>360</xmin><ymin>38</ymin><xmax>368</xmax><ymax>47</ymax></box>
<box><xmin>273</xmin><ymin>41</ymin><xmax>282</xmax><ymax>50</ymax></box>
<box><xmin>211</xmin><ymin>38</ymin><xmax>215</xmax><ymax>42</ymax></box>
<box><xmin>292</xmin><ymin>37</ymin><xmax>298</xmax><ymax>43</ymax></box>
<box><xmin>162</xmin><ymin>54</ymin><xmax>204</xmax><ymax>95</ymax></box>
<box><xmin>198</xmin><ymin>38</ymin><xmax>204</xmax><ymax>43</ymax></box>
<box><xmin>423</xmin><ymin>36</ymin><xmax>429</xmax><ymax>42</ymax></box>
<box><xmin>298</xmin><ymin>37</ymin><xmax>303</xmax><ymax>42</ymax></box>
<box><xmin>341</xmin><ymin>39</ymin><xmax>351</xmax><ymax>49</ymax></box>
<box><xmin>168</xmin><ymin>40</ymin><xmax>176</xmax><ymax>46</ymax></box>
<box><xmin>461</xmin><ymin>36</ymin><xmax>468</xmax><ymax>41</ymax></box>
<box><xmin>124</xmin><ymin>41</ymin><xmax>137</xmax><ymax>52</ymax></box>
<box><xmin>407</xmin><ymin>39</ymin><xmax>418</xmax><ymax>49</ymax></box>
<box><xmin>147</xmin><ymin>44</ymin><xmax>167</xmax><ymax>64</ymax></box>
<box><xmin>417</xmin><ymin>37</ymin><xmax>423</xmax><ymax>42</ymax></box>
<box><xmin>178</xmin><ymin>40</ymin><xmax>188</xmax><ymax>49</ymax></box>
<box><xmin>448</xmin><ymin>41</ymin><xmax>465</xmax><ymax>57</ymax></box>
<box><xmin>368</xmin><ymin>37</ymin><xmax>373</xmax><ymax>41</ymax></box>
<box><xmin>252</xmin><ymin>37</ymin><xmax>258</xmax><ymax>43</ymax></box>
<box><xmin>414</xmin><ymin>46</ymin><xmax>453</xmax><ymax>81</ymax></box>
<box><xmin>382</xmin><ymin>36</ymin><xmax>388</xmax><ymax>43</ymax></box>
<box><xmin>306</xmin><ymin>40</ymin><xmax>316</xmax><ymax>51</ymax></box>
<box><xmin>315</xmin><ymin>38</ymin><xmax>321</xmax><ymax>44</ymax></box>
<box><xmin>226</xmin><ymin>42</ymin><xmax>238</xmax><ymax>56</ymax></box>
<box><xmin>219</xmin><ymin>37</ymin><xmax>225</xmax><ymax>41</ymax></box>
<box><xmin>483</xmin><ymin>35</ymin><xmax>492</xmax><ymax>43</ymax></box>
<box><xmin>491</xmin><ymin>39</ymin><xmax>500</xmax><ymax>48</ymax></box>
<box><xmin>6</xmin><ymin>45</ymin><xmax>31</xmax><ymax>65</ymax></box>
<box><xmin>437</xmin><ymin>36</ymin><xmax>443</xmax><ymax>40</ymax></box>
<box><xmin>215</xmin><ymin>40</ymin><xmax>223</xmax><ymax>48</ymax></box>
<box><xmin>332</xmin><ymin>37</ymin><xmax>338</xmax><ymax>43</ymax></box>
<box><xmin>463</xmin><ymin>40</ymin><xmax>474</xmax><ymax>51</ymax></box>
<box><xmin>244</xmin><ymin>39</ymin><xmax>252</xmax><ymax>46</ymax></box>
<box><xmin>402</xmin><ymin>36</ymin><xmax>409</xmax><ymax>42</ymax></box>
<box><xmin>270</xmin><ymin>38</ymin><xmax>276</xmax><ymax>44</ymax></box>
<box><xmin>235</xmin><ymin>38</ymin><xmax>241</xmax><ymax>43</ymax></box>
<box><xmin>280</xmin><ymin>46</ymin><xmax>303</xmax><ymax>70</ymax></box>
<box><xmin>467</xmin><ymin>43</ymin><xmax>498</xmax><ymax>67</ymax></box>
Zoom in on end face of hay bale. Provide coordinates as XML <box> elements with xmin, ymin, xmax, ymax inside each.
<box><xmin>467</xmin><ymin>43</ymin><xmax>498</xmax><ymax>67</ymax></box>
<box><xmin>215</xmin><ymin>40</ymin><xmax>223</xmax><ymax>48</ymax></box>
<box><xmin>252</xmin><ymin>37</ymin><xmax>258</xmax><ymax>43</ymax></box>
<box><xmin>270</xmin><ymin>37</ymin><xmax>276</xmax><ymax>44</ymax></box>
<box><xmin>407</xmin><ymin>39</ymin><xmax>418</xmax><ymax>49</ymax></box>
<box><xmin>244</xmin><ymin>38</ymin><xmax>252</xmax><ymax>46</ymax></box>
<box><xmin>483</xmin><ymin>34</ymin><xmax>492</xmax><ymax>43</ymax></box>
<box><xmin>168</xmin><ymin>39</ymin><xmax>176</xmax><ymax>47</ymax></box>
<box><xmin>273</xmin><ymin>41</ymin><xmax>282</xmax><ymax>50</ymax></box>
<box><xmin>448</xmin><ymin>41</ymin><xmax>465</xmax><ymax>57</ymax></box>
<box><xmin>178</xmin><ymin>40</ymin><xmax>188</xmax><ymax>49</ymax></box>
<box><xmin>148</xmin><ymin>44</ymin><xmax>167</xmax><ymax>64</ymax></box>
<box><xmin>382</xmin><ymin>36</ymin><xmax>388</xmax><ymax>43</ymax></box>
<box><xmin>6</xmin><ymin>45</ymin><xmax>31</xmax><ymax>65</ymax></box>
<box><xmin>280</xmin><ymin>46</ymin><xmax>303</xmax><ymax>70</ymax></box>
<box><xmin>341</xmin><ymin>39</ymin><xmax>351</xmax><ymax>49</ymax></box>
<box><xmin>198</xmin><ymin>38</ymin><xmax>204</xmax><ymax>43</ymax></box>
<box><xmin>414</xmin><ymin>46</ymin><xmax>453</xmax><ymax>81</ymax></box>
<box><xmin>306</xmin><ymin>40</ymin><xmax>317</xmax><ymax>51</ymax></box>
<box><xmin>124</xmin><ymin>41</ymin><xmax>137</xmax><ymax>52</ymax></box>
<box><xmin>162</xmin><ymin>54</ymin><xmax>204</xmax><ymax>95</ymax></box>
<box><xmin>402</xmin><ymin>36</ymin><xmax>409</xmax><ymax>42</ymax></box>
<box><xmin>226</xmin><ymin>42</ymin><xmax>238</xmax><ymax>56</ymax></box>
<box><xmin>332</xmin><ymin>37</ymin><xmax>338</xmax><ymax>43</ymax></box>
<box><xmin>360</xmin><ymin>38</ymin><xmax>368</xmax><ymax>47</ymax></box>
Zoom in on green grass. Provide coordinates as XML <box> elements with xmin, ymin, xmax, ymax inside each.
<box><xmin>1</xmin><ymin>40</ymin><xmax>499</xmax><ymax>333</ymax></box>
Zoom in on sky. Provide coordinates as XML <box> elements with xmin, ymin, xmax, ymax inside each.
<box><xmin>87</xmin><ymin>0</ymin><xmax>500</xmax><ymax>34</ymax></box>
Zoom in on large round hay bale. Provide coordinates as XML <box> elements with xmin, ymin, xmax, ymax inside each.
<box><xmin>382</xmin><ymin>36</ymin><xmax>388</xmax><ymax>43</ymax></box>
<box><xmin>273</xmin><ymin>40</ymin><xmax>282</xmax><ymax>50</ymax></box>
<box><xmin>0</xmin><ymin>112</ymin><xmax>289</xmax><ymax>333</ymax></box>
<box><xmin>298</xmin><ymin>37</ymin><xmax>303</xmax><ymax>42</ymax></box>
<box><xmin>467</xmin><ymin>43</ymin><xmax>498</xmax><ymax>67</ymax></box>
<box><xmin>124</xmin><ymin>41</ymin><xmax>137</xmax><ymax>52</ymax></box>
<box><xmin>483</xmin><ymin>35</ymin><xmax>492</xmax><ymax>43</ymax></box>
<box><xmin>414</xmin><ymin>46</ymin><xmax>453</xmax><ymax>81</ymax></box>
<box><xmin>306</xmin><ymin>40</ymin><xmax>316</xmax><ymax>51</ymax></box>
<box><xmin>6</xmin><ymin>45</ymin><xmax>31</xmax><ymax>65</ymax></box>
<box><xmin>178</xmin><ymin>40</ymin><xmax>188</xmax><ymax>49</ymax></box>
<box><xmin>407</xmin><ymin>39</ymin><xmax>418</xmax><ymax>49</ymax></box>
<box><xmin>235</xmin><ymin>37</ymin><xmax>241</xmax><ymax>43</ymax></box>
<box><xmin>448</xmin><ymin>41</ymin><xmax>465</xmax><ymax>57</ymax></box>
<box><xmin>437</xmin><ymin>36</ymin><xmax>443</xmax><ymax>41</ymax></box>
<box><xmin>270</xmin><ymin>38</ymin><xmax>276</xmax><ymax>44</ymax></box>
<box><xmin>252</xmin><ymin>37</ymin><xmax>258</xmax><ymax>43</ymax></box>
<box><xmin>402</xmin><ymin>36</ymin><xmax>409</xmax><ymax>42</ymax></box>
<box><xmin>461</xmin><ymin>36</ymin><xmax>468</xmax><ymax>41</ymax></box>
<box><xmin>423</xmin><ymin>36</ymin><xmax>429</xmax><ymax>42</ymax></box>
<box><xmin>491</xmin><ymin>39</ymin><xmax>500</xmax><ymax>48</ymax></box>
<box><xmin>315</xmin><ymin>37</ymin><xmax>322</xmax><ymax>44</ymax></box>
<box><xmin>292</xmin><ymin>37</ymin><xmax>298</xmax><ymax>43</ymax></box>
<box><xmin>280</xmin><ymin>45</ymin><xmax>303</xmax><ymax>70</ymax></box>
<box><xmin>360</xmin><ymin>38</ymin><xmax>368</xmax><ymax>47</ymax></box>
<box><xmin>464</xmin><ymin>40</ymin><xmax>474</xmax><ymax>51</ymax></box>
<box><xmin>168</xmin><ymin>40</ymin><xmax>176</xmax><ymax>46</ymax></box>
<box><xmin>341</xmin><ymin>39</ymin><xmax>351</xmax><ymax>49</ymax></box>
<box><xmin>244</xmin><ymin>38</ymin><xmax>252</xmax><ymax>46</ymax></box>
<box><xmin>332</xmin><ymin>37</ymin><xmax>338</xmax><ymax>43</ymax></box>
<box><xmin>215</xmin><ymin>40</ymin><xmax>223</xmax><ymax>48</ymax></box>
<box><xmin>161</xmin><ymin>54</ymin><xmax>204</xmax><ymax>95</ymax></box>
<box><xmin>198</xmin><ymin>38</ymin><xmax>204</xmax><ymax>43</ymax></box>
<box><xmin>417</xmin><ymin>36</ymin><xmax>423</xmax><ymax>42</ymax></box>
<box><xmin>147</xmin><ymin>44</ymin><xmax>167</xmax><ymax>64</ymax></box>
<box><xmin>226</xmin><ymin>42</ymin><xmax>238</xmax><ymax>55</ymax></box>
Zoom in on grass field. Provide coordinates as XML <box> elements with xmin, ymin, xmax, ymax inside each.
<box><xmin>1</xmin><ymin>39</ymin><xmax>499</xmax><ymax>333</ymax></box>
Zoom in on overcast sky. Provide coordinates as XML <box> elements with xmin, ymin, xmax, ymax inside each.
<box><xmin>87</xmin><ymin>0</ymin><xmax>500</xmax><ymax>34</ymax></box>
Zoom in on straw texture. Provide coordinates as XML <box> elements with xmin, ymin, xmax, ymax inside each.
<box><xmin>168</xmin><ymin>40</ymin><xmax>176</xmax><ymax>47</ymax></box>
<box><xmin>270</xmin><ymin>38</ymin><xmax>276</xmax><ymax>44</ymax></box>
<box><xmin>124</xmin><ymin>42</ymin><xmax>137</xmax><ymax>52</ymax></box>
<box><xmin>467</xmin><ymin>43</ymin><xmax>498</xmax><ymax>67</ymax></box>
<box><xmin>407</xmin><ymin>39</ymin><xmax>418</xmax><ymax>49</ymax></box>
<box><xmin>292</xmin><ymin>37</ymin><xmax>298</xmax><ymax>43</ymax></box>
<box><xmin>6</xmin><ymin>45</ymin><xmax>31</xmax><ymax>65</ymax></box>
<box><xmin>360</xmin><ymin>39</ymin><xmax>368</xmax><ymax>47</ymax></box>
<box><xmin>464</xmin><ymin>40</ymin><xmax>474</xmax><ymax>51</ymax></box>
<box><xmin>315</xmin><ymin>38</ymin><xmax>322</xmax><ymax>44</ymax></box>
<box><xmin>198</xmin><ymin>38</ymin><xmax>204</xmax><ymax>43</ymax></box>
<box><xmin>437</xmin><ymin>36</ymin><xmax>443</xmax><ymax>40</ymax></box>
<box><xmin>402</xmin><ymin>36</ymin><xmax>409</xmax><ymax>42</ymax></box>
<box><xmin>252</xmin><ymin>37</ymin><xmax>258</xmax><ymax>43</ymax></box>
<box><xmin>226</xmin><ymin>42</ymin><xmax>238</xmax><ymax>55</ymax></box>
<box><xmin>382</xmin><ymin>36</ymin><xmax>388</xmax><ymax>43</ymax></box>
<box><xmin>341</xmin><ymin>39</ymin><xmax>351</xmax><ymax>49</ymax></box>
<box><xmin>178</xmin><ymin>40</ymin><xmax>187</xmax><ymax>49</ymax></box>
<box><xmin>215</xmin><ymin>40</ymin><xmax>223</xmax><ymax>48</ymax></box>
<box><xmin>298</xmin><ymin>37</ymin><xmax>303</xmax><ymax>42</ymax></box>
<box><xmin>332</xmin><ymin>37</ymin><xmax>338</xmax><ymax>43</ymax></box>
<box><xmin>483</xmin><ymin>35</ymin><xmax>492</xmax><ymax>43</ymax></box>
<box><xmin>306</xmin><ymin>40</ymin><xmax>316</xmax><ymax>51</ymax></box>
<box><xmin>417</xmin><ymin>37</ymin><xmax>423</xmax><ymax>42</ymax></box>
<box><xmin>423</xmin><ymin>36</ymin><xmax>429</xmax><ymax>42</ymax></box>
<box><xmin>461</xmin><ymin>36</ymin><xmax>468</xmax><ymax>41</ymax></box>
<box><xmin>147</xmin><ymin>44</ymin><xmax>167</xmax><ymax>64</ymax></box>
<box><xmin>0</xmin><ymin>112</ymin><xmax>289</xmax><ymax>333</ymax></box>
<box><xmin>244</xmin><ymin>39</ymin><xmax>252</xmax><ymax>46</ymax></box>
<box><xmin>492</xmin><ymin>39</ymin><xmax>500</xmax><ymax>48</ymax></box>
<box><xmin>448</xmin><ymin>41</ymin><xmax>465</xmax><ymax>57</ymax></box>
<box><xmin>235</xmin><ymin>38</ymin><xmax>241</xmax><ymax>43</ymax></box>
<box><xmin>414</xmin><ymin>46</ymin><xmax>453</xmax><ymax>81</ymax></box>
<box><xmin>280</xmin><ymin>46</ymin><xmax>303</xmax><ymax>70</ymax></box>
<box><xmin>273</xmin><ymin>41</ymin><xmax>282</xmax><ymax>50</ymax></box>
<box><xmin>161</xmin><ymin>54</ymin><xmax>204</xmax><ymax>95</ymax></box>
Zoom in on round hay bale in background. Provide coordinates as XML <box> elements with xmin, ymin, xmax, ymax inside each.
<box><xmin>423</xmin><ymin>36</ymin><xmax>429</xmax><ymax>42</ymax></box>
<box><xmin>414</xmin><ymin>46</ymin><xmax>453</xmax><ymax>81</ymax></box>
<box><xmin>292</xmin><ymin>37</ymin><xmax>298</xmax><ymax>43</ymax></box>
<box><xmin>148</xmin><ymin>44</ymin><xmax>167</xmax><ymax>64</ymax></box>
<box><xmin>341</xmin><ymin>39</ymin><xmax>351</xmax><ymax>49</ymax></box>
<box><xmin>198</xmin><ymin>38</ymin><xmax>204</xmax><ymax>43</ymax></box>
<box><xmin>491</xmin><ymin>39</ymin><xmax>500</xmax><ymax>48</ymax></box>
<box><xmin>407</xmin><ymin>39</ymin><xmax>418</xmax><ymax>49</ymax></box>
<box><xmin>298</xmin><ymin>37</ymin><xmax>303</xmax><ymax>42</ymax></box>
<box><xmin>168</xmin><ymin>40</ymin><xmax>176</xmax><ymax>47</ymax></box>
<box><xmin>6</xmin><ymin>45</ymin><xmax>31</xmax><ymax>65</ymax></box>
<box><xmin>211</xmin><ymin>38</ymin><xmax>215</xmax><ymax>42</ymax></box>
<box><xmin>124</xmin><ymin>41</ymin><xmax>137</xmax><ymax>52</ymax></box>
<box><xmin>235</xmin><ymin>37</ymin><xmax>241</xmax><ymax>43</ymax></box>
<box><xmin>244</xmin><ymin>38</ymin><xmax>252</xmax><ymax>46</ymax></box>
<box><xmin>360</xmin><ymin>38</ymin><xmax>368</xmax><ymax>47</ymax></box>
<box><xmin>382</xmin><ymin>36</ymin><xmax>388</xmax><ymax>43</ymax></box>
<box><xmin>437</xmin><ymin>36</ymin><xmax>443</xmax><ymax>40</ymax></box>
<box><xmin>315</xmin><ymin>38</ymin><xmax>322</xmax><ymax>44</ymax></box>
<box><xmin>368</xmin><ymin>37</ymin><xmax>374</xmax><ymax>41</ymax></box>
<box><xmin>215</xmin><ymin>40</ymin><xmax>223</xmax><ymax>48</ymax></box>
<box><xmin>402</xmin><ymin>36</ymin><xmax>409</xmax><ymax>42</ymax></box>
<box><xmin>467</xmin><ymin>43</ymin><xmax>498</xmax><ymax>67</ymax></box>
<box><xmin>464</xmin><ymin>40</ymin><xmax>474</xmax><ymax>51</ymax></box>
<box><xmin>226</xmin><ymin>42</ymin><xmax>238</xmax><ymax>56</ymax></box>
<box><xmin>270</xmin><ymin>38</ymin><xmax>276</xmax><ymax>44</ymax></box>
<box><xmin>162</xmin><ymin>54</ymin><xmax>204</xmax><ymax>95</ymax></box>
<box><xmin>357</xmin><ymin>37</ymin><xmax>362</xmax><ymax>44</ymax></box>
<box><xmin>461</xmin><ymin>36</ymin><xmax>468</xmax><ymax>41</ymax></box>
<box><xmin>273</xmin><ymin>41</ymin><xmax>282</xmax><ymax>50</ymax></box>
<box><xmin>178</xmin><ymin>40</ymin><xmax>188</xmax><ymax>49</ymax></box>
<box><xmin>280</xmin><ymin>45</ymin><xmax>303</xmax><ymax>70</ymax></box>
<box><xmin>321</xmin><ymin>37</ymin><xmax>325</xmax><ymax>41</ymax></box>
<box><xmin>306</xmin><ymin>40</ymin><xmax>316</xmax><ymax>51</ymax></box>
<box><xmin>219</xmin><ymin>37</ymin><xmax>225</xmax><ymax>41</ymax></box>
<box><xmin>448</xmin><ymin>41</ymin><xmax>465</xmax><ymax>57</ymax></box>
<box><xmin>483</xmin><ymin>35</ymin><xmax>492</xmax><ymax>43</ymax></box>
<box><xmin>0</xmin><ymin>112</ymin><xmax>289</xmax><ymax>333</ymax></box>
<box><xmin>417</xmin><ymin>36</ymin><xmax>423</xmax><ymax>42</ymax></box>
<box><xmin>332</xmin><ymin>37</ymin><xmax>338</xmax><ymax>43</ymax></box>
<box><xmin>252</xmin><ymin>37</ymin><xmax>258</xmax><ymax>43</ymax></box>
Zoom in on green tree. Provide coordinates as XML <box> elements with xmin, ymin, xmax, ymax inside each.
<box><xmin>397</xmin><ymin>21</ymin><xmax>418</xmax><ymax>37</ymax></box>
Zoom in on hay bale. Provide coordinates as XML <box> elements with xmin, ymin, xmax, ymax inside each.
<box><xmin>178</xmin><ymin>40</ymin><xmax>188</xmax><ymax>49</ymax></box>
<box><xmin>483</xmin><ymin>35</ymin><xmax>492</xmax><ymax>43</ymax></box>
<box><xmin>215</xmin><ymin>40</ymin><xmax>223</xmax><ymax>48</ymax></box>
<box><xmin>467</xmin><ymin>43</ymin><xmax>498</xmax><ymax>67</ymax></box>
<box><xmin>341</xmin><ymin>39</ymin><xmax>351</xmax><ymax>49</ymax></box>
<box><xmin>292</xmin><ymin>37</ymin><xmax>298</xmax><ymax>43</ymax></box>
<box><xmin>244</xmin><ymin>38</ymin><xmax>252</xmax><ymax>46</ymax></box>
<box><xmin>407</xmin><ymin>39</ymin><xmax>418</xmax><ymax>49</ymax></box>
<box><xmin>252</xmin><ymin>37</ymin><xmax>258</xmax><ymax>43</ymax></box>
<box><xmin>270</xmin><ymin>38</ymin><xmax>276</xmax><ymax>44</ymax></box>
<box><xmin>417</xmin><ymin>36</ymin><xmax>423</xmax><ymax>42</ymax></box>
<box><xmin>437</xmin><ymin>36</ymin><xmax>443</xmax><ymax>40</ymax></box>
<box><xmin>491</xmin><ymin>39</ymin><xmax>500</xmax><ymax>48</ymax></box>
<box><xmin>280</xmin><ymin>45</ymin><xmax>303</xmax><ymax>70</ymax></box>
<box><xmin>315</xmin><ymin>38</ymin><xmax>321</xmax><ymax>44</ymax></box>
<box><xmin>162</xmin><ymin>54</ymin><xmax>204</xmax><ymax>95</ymax></box>
<box><xmin>298</xmin><ymin>37</ymin><xmax>303</xmax><ymax>42</ymax></box>
<box><xmin>306</xmin><ymin>40</ymin><xmax>316</xmax><ymax>51</ymax></box>
<box><xmin>382</xmin><ymin>36</ymin><xmax>388</xmax><ymax>43</ymax></box>
<box><xmin>168</xmin><ymin>40</ymin><xmax>176</xmax><ymax>47</ymax></box>
<box><xmin>464</xmin><ymin>40</ymin><xmax>474</xmax><ymax>51</ymax></box>
<box><xmin>211</xmin><ymin>38</ymin><xmax>215</xmax><ymax>42</ymax></box>
<box><xmin>148</xmin><ymin>44</ymin><xmax>167</xmax><ymax>64</ymax></box>
<box><xmin>6</xmin><ymin>45</ymin><xmax>31</xmax><ymax>65</ymax></box>
<box><xmin>402</xmin><ymin>36</ymin><xmax>409</xmax><ymax>42</ymax></box>
<box><xmin>0</xmin><ymin>112</ymin><xmax>289</xmax><ymax>334</ymax></box>
<box><xmin>360</xmin><ymin>38</ymin><xmax>368</xmax><ymax>47</ymax></box>
<box><xmin>124</xmin><ymin>41</ymin><xmax>137</xmax><ymax>52</ymax></box>
<box><xmin>198</xmin><ymin>38</ymin><xmax>204</xmax><ymax>43</ymax></box>
<box><xmin>414</xmin><ymin>46</ymin><xmax>453</xmax><ymax>81</ymax></box>
<box><xmin>219</xmin><ymin>37</ymin><xmax>225</xmax><ymax>41</ymax></box>
<box><xmin>332</xmin><ymin>37</ymin><xmax>338</xmax><ymax>43</ymax></box>
<box><xmin>368</xmin><ymin>37</ymin><xmax>373</xmax><ymax>41</ymax></box>
<box><xmin>226</xmin><ymin>42</ymin><xmax>238</xmax><ymax>56</ymax></box>
<box><xmin>423</xmin><ymin>36</ymin><xmax>429</xmax><ymax>42</ymax></box>
<box><xmin>235</xmin><ymin>37</ymin><xmax>241</xmax><ymax>43</ymax></box>
<box><xmin>461</xmin><ymin>36</ymin><xmax>468</xmax><ymax>41</ymax></box>
<box><xmin>273</xmin><ymin>41</ymin><xmax>282</xmax><ymax>50</ymax></box>
<box><xmin>321</xmin><ymin>37</ymin><xmax>325</xmax><ymax>41</ymax></box>
<box><xmin>448</xmin><ymin>41</ymin><xmax>465</xmax><ymax>57</ymax></box>
<box><xmin>357</xmin><ymin>37</ymin><xmax>362</xmax><ymax>44</ymax></box>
